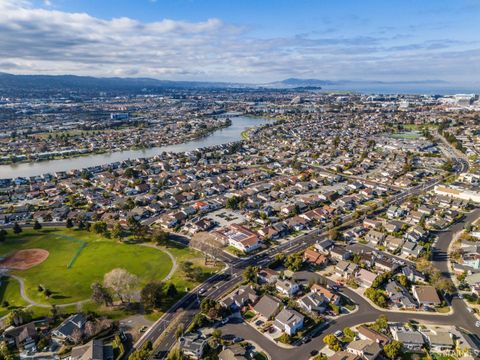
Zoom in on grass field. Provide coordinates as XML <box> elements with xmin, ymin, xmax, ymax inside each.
<box><xmin>0</xmin><ymin>228</ymin><xmax>173</xmax><ymax>305</ymax></box>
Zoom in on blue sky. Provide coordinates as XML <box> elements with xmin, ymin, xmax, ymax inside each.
<box><xmin>1</xmin><ymin>0</ymin><xmax>479</xmax><ymax>84</ymax></box>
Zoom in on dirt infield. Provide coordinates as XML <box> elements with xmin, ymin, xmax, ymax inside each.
<box><xmin>0</xmin><ymin>249</ymin><xmax>49</xmax><ymax>270</ymax></box>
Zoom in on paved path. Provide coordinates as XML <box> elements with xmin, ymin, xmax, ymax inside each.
<box><xmin>10</xmin><ymin>275</ymin><xmax>90</xmax><ymax>309</ymax></box>
<box><xmin>139</xmin><ymin>243</ymin><xmax>177</xmax><ymax>281</ymax></box>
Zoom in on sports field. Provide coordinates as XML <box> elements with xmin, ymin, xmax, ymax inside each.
<box><xmin>0</xmin><ymin>228</ymin><xmax>173</xmax><ymax>305</ymax></box>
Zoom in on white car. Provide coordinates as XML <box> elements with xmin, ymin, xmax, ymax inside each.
<box><xmin>476</xmin><ymin>321</ymin><xmax>480</xmax><ymax>328</ymax></box>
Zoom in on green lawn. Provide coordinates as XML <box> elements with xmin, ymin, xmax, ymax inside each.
<box><xmin>0</xmin><ymin>276</ymin><xmax>29</xmax><ymax>317</ymax></box>
<box><xmin>0</xmin><ymin>228</ymin><xmax>173</xmax><ymax>305</ymax></box>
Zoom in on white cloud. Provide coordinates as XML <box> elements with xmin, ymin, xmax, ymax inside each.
<box><xmin>0</xmin><ymin>0</ymin><xmax>479</xmax><ymax>83</ymax></box>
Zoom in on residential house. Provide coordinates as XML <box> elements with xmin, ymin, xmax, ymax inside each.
<box><xmin>423</xmin><ymin>331</ymin><xmax>454</xmax><ymax>354</ymax></box>
<box><xmin>253</xmin><ymin>295</ymin><xmax>282</xmax><ymax>320</ymax></box>
<box><xmin>274</xmin><ymin>308</ymin><xmax>304</xmax><ymax>335</ymax></box>
<box><xmin>258</xmin><ymin>268</ymin><xmax>279</xmax><ymax>284</ymax></box>
<box><xmin>355</xmin><ymin>269</ymin><xmax>377</xmax><ymax>288</ymax></box>
<box><xmin>390</xmin><ymin>325</ymin><xmax>424</xmax><ymax>352</ymax></box>
<box><xmin>335</xmin><ymin>260</ymin><xmax>358</xmax><ymax>278</ymax></box>
<box><xmin>330</xmin><ymin>247</ymin><xmax>352</xmax><ymax>261</ymax></box>
<box><xmin>218</xmin><ymin>344</ymin><xmax>248</xmax><ymax>360</ymax></box>
<box><xmin>303</xmin><ymin>248</ymin><xmax>328</xmax><ymax>267</ymax></box>
<box><xmin>357</xmin><ymin>326</ymin><xmax>391</xmax><ymax>345</ymax></box>
<box><xmin>412</xmin><ymin>285</ymin><xmax>441</xmax><ymax>307</ymax></box>
<box><xmin>52</xmin><ymin>314</ymin><xmax>87</xmax><ymax>342</ymax></box>
<box><xmin>221</xmin><ymin>285</ymin><xmax>259</xmax><ymax>311</ymax></box>
<box><xmin>276</xmin><ymin>279</ymin><xmax>300</xmax><ymax>297</ymax></box>
<box><xmin>365</xmin><ymin>230</ymin><xmax>386</xmax><ymax>246</ymax></box>
<box><xmin>297</xmin><ymin>292</ymin><xmax>326</xmax><ymax>313</ymax></box>
<box><xmin>179</xmin><ymin>333</ymin><xmax>207</xmax><ymax>360</ymax></box>
<box><xmin>216</xmin><ymin>224</ymin><xmax>261</xmax><ymax>253</ymax></box>
<box><xmin>70</xmin><ymin>339</ymin><xmax>113</xmax><ymax>360</ymax></box>
<box><xmin>347</xmin><ymin>340</ymin><xmax>382</xmax><ymax>360</ymax></box>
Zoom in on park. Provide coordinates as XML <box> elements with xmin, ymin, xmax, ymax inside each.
<box><xmin>0</xmin><ymin>227</ymin><xmax>219</xmax><ymax>319</ymax></box>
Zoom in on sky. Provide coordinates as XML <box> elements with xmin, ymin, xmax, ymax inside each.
<box><xmin>0</xmin><ymin>0</ymin><xmax>479</xmax><ymax>85</ymax></box>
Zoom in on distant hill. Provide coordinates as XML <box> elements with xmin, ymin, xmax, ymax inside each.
<box><xmin>0</xmin><ymin>72</ymin><xmax>449</xmax><ymax>96</ymax></box>
<box><xmin>0</xmin><ymin>72</ymin><xmax>245</xmax><ymax>96</ymax></box>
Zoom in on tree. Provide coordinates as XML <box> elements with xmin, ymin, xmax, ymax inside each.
<box><xmin>323</xmin><ymin>334</ymin><xmax>341</xmax><ymax>351</ymax></box>
<box><xmin>165</xmin><ymin>283</ymin><xmax>178</xmax><ymax>298</ymax></box>
<box><xmin>140</xmin><ymin>282</ymin><xmax>164</xmax><ymax>310</ymax></box>
<box><xmin>397</xmin><ymin>275</ymin><xmax>409</xmax><ymax>287</ymax></box>
<box><xmin>91</xmin><ymin>221</ymin><xmax>108</xmax><ymax>235</ymax></box>
<box><xmin>50</xmin><ymin>304</ymin><xmax>58</xmax><ymax>320</ymax></box>
<box><xmin>285</xmin><ymin>253</ymin><xmax>303</xmax><ymax>272</ymax></box>
<box><xmin>44</xmin><ymin>289</ymin><xmax>52</xmax><ymax>298</ymax></box>
<box><xmin>7</xmin><ymin>309</ymin><xmax>32</xmax><ymax>326</ymax></box>
<box><xmin>175</xmin><ymin>324</ymin><xmax>184</xmax><ymax>340</ymax></box>
<box><xmin>12</xmin><ymin>222</ymin><xmax>22</xmax><ymax>234</ymax></box>
<box><xmin>0</xmin><ymin>341</ymin><xmax>16</xmax><ymax>360</ymax></box>
<box><xmin>129</xmin><ymin>341</ymin><xmax>153</xmax><ymax>360</ymax></box>
<box><xmin>343</xmin><ymin>327</ymin><xmax>356</xmax><ymax>340</ymax></box>
<box><xmin>166</xmin><ymin>346</ymin><xmax>183</xmax><ymax>360</ymax></box>
<box><xmin>181</xmin><ymin>261</ymin><xmax>195</xmax><ymax>280</ymax></box>
<box><xmin>84</xmin><ymin>321</ymin><xmax>97</xmax><ymax>338</ymax></box>
<box><xmin>33</xmin><ymin>220</ymin><xmax>42</xmax><ymax>230</ymax></box>
<box><xmin>383</xmin><ymin>340</ymin><xmax>403</xmax><ymax>359</ymax></box>
<box><xmin>212</xmin><ymin>329</ymin><xmax>222</xmax><ymax>339</ymax></box>
<box><xmin>152</xmin><ymin>229</ymin><xmax>169</xmax><ymax>246</ymax></box>
<box><xmin>434</xmin><ymin>277</ymin><xmax>455</xmax><ymax>295</ymax></box>
<box><xmin>371</xmin><ymin>315</ymin><xmax>389</xmax><ymax>333</ymax></box>
<box><xmin>111</xmin><ymin>224</ymin><xmax>123</xmax><ymax>240</ymax></box>
<box><xmin>225</xmin><ymin>196</ymin><xmax>241</xmax><ymax>210</ymax></box>
<box><xmin>328</xmin><ymin>229</ymin><xmax>340</xmax><ymax>241</ymax></box>
<box><xmin>91</xmin><ymin>282</ymin><xmax>113</xmax><ymax>306</ymax></box>
<box><xmin>242</xmin><ymin>266</ymin><xmax>258</xmax><ymax>284</ymax></box>
<box><xmin>0</xmin><ymin>229</ymin><xmax>6</xmax><ymax>242</ymax></box>
<box><xmin>66</xmin><ymin>218</ymin><xmax>74</xmax><ymax>228</ymax></box>
<box><xmin>104</xmin><ymin>268</ymin><xmax>139</xmax><ymax>303</ymax></box>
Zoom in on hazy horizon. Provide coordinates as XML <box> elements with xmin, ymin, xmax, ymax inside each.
<box><xmin>0</xmin><ymin>0</ymin><xmax>480</xmax><ymax>87</ymax></box>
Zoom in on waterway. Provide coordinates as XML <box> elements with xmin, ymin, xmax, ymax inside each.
<box><xmin>0</xmin><ymin>116</ymin><xmax>269</xmax><ymax>179</ymax></box>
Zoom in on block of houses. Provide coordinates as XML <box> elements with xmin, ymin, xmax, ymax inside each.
<box><xmin>274</xmin><ymin>308</ymin><xmax>304</xmax><ymax>336</ymax></box>
<box><xmin>412</xmin><ymin>285</ymin><xmax>441</xmax><ymax>307</ymax></box>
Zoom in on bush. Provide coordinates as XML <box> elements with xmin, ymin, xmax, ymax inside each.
<box><xmin>276</xmin><ymin>333</ymin><xmax>291</xmax><ymax>344</ymax></box>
